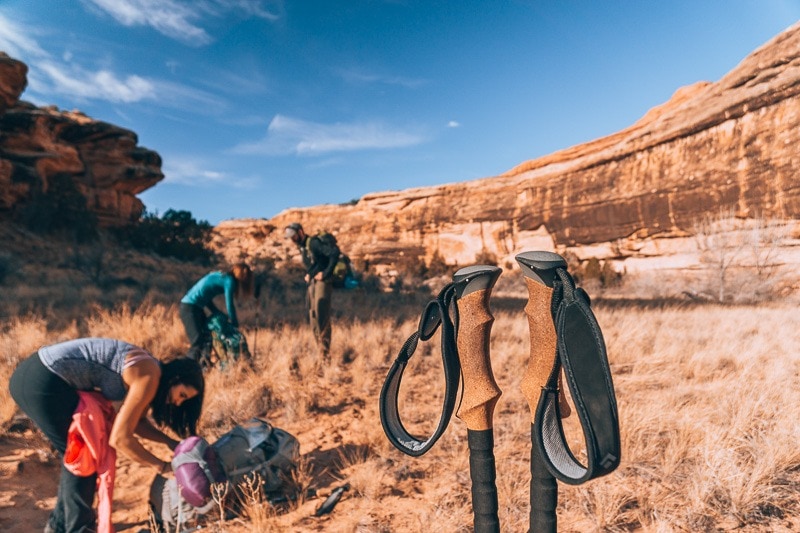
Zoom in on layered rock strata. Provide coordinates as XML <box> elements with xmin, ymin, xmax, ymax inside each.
<box><xmin>214</xmin><ymin>23</ymin><xmax>800</xmax><ymax>278</ymax></box>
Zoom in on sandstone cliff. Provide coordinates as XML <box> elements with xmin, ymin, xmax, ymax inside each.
<box><xmin>214</xmin><ymin>22</ymin><xmax>800</xmax><ymax>279</ymax></box>
<box><xmin>0</xmin><ymin>52</ymin><xmax>163</xmax><ymax>226</ymax></box>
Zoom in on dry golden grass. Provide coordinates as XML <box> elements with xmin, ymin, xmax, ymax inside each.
<box><xmin>2</xmin><ymin>286</ymin><xmax>800</xmax><ymax>532</ymax></box>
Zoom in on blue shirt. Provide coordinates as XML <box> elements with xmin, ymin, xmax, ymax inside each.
<box><xmin>181</xmin><ymin>271</ymin><xmax>239</xmax><ymax>327</ymax></box>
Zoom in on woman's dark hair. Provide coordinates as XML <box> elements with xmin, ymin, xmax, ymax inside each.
<box><xmin>230</xmin><ymin>263</ymin><xmax>254</xmax><ymax>299</ymax></box>
<box><xmin>150</xmin><ymin>357</ymin><xmax>204</xmax><ymax>438</ymax></box>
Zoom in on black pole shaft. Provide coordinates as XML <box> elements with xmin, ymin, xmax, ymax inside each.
<box><xmin>467</xmin><ymin>429</ymin><xmax>500</xmax><ymax>533</ymax></box>
<box><xmin>529</xmin><ymin>424</ymin><xmax>557</xmax><ymax>533</ymax></box>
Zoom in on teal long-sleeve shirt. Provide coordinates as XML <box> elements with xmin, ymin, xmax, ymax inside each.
<box><xmin>181</xmin><ymin>271</ymin><xmax>239</xmax><ymax>327</ymax></box>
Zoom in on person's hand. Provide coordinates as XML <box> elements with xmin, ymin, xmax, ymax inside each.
<box><xmin>314</xmin><ymin>272</ymin><xmax>324</xmax><ymax>281</ymax></box>
<box><xmin>304</xmin><ymin>274</ymin><xmax>311</xmax><ymax>283</ymax></box>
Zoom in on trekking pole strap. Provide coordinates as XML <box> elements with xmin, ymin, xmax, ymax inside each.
<box><xmin>379</xmin><ymin>283</ymin><xmax>461</xmax><ymax>456</ymax></box>
<box><xmin>534</xmin><ymin>268</ymin><xmax>621</xmax><ymax>485</ymax></box>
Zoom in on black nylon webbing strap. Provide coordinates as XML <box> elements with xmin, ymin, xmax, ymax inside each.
<box><xmin>534</xmin><ymin>267</ymin><xmax>621</xmax><ymax>485</ymax></box>
<box><xmin>379</xmin><ymin>282</ymin><xmax>461</xmax><ymax>456</ymax></box>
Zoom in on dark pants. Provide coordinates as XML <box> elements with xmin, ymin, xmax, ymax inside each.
<box><xmin>307</xmin><ymin>279</ymin><xmax>332</xmax><ymax>359</ymax></box>
<box><xmin>179</xmin><ymin>302</ymin><xmax>210</xmax><ymax>362</ymax></box>
<box><xmin>9</xmin><ymin>353</ymin><xmax>98</xmax><ymax>533</ymax></box>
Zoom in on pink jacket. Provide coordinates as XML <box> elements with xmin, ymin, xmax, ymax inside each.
<box><xmin>64</xmin><ymin>391</ymin><xmax>117</xmax><ymax>533</ymax></box>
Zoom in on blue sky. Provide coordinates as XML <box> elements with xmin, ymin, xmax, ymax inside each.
<box><xmin>1</xmin><ymin>1</ymin><xmax>798</xmax><ymax>225</ymax></box>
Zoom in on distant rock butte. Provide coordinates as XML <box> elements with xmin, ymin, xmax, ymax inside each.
<box><xmin>0</xmin><ymin>52</ymin><xmax>163</xmax><ymax>226</ymax></box>
<box><xmin>214</xmin><ymin>22</ymin><xmax>800</xmax><ymax>276</ymax></box>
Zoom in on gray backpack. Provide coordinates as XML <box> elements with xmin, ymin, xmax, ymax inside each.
<box><xmin>212</xmin><ymin>417</ymin><xmax>300</xmax><ymax>495</ymax></box>
<box><xmin>149</xmin><ymin>418</ymin><xmax>300</xmax><ymax>531</ymax></box>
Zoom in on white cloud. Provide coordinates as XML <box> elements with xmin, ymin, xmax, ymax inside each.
<box><xmin>163</xmin><ymin>157</ymin><xmax>228</xmax><ymax>185</ymax></box>
<box><xmin>335</xmin><ymin>67</ymin><xmax>428</xmax><ymax>89</ymax></box>
<box><xmin>163</xmin><ymin>156</ymin><xmax>258</xmax><ymax>188</ymax></box>
<box><xmin>207</xmin><ymin>0</ymin><xmax>283</xmax><ymax>21</ymax></box>
<box><xmin>33</xmin><ymin>61</ymin><xmax>156</xmax><ymax>103</ymax></box>
<box><xmin>0</xmin><ymin>12</ymin><xmax>49</xmax><ymax>59</ymax></box>
<box><xmin>447</xmin><ymin>120</ymin><xmax>461</xmax><ymax>128</ymax></box>
<box><xmin>83</xmin><ymin>0</ymin><xmax>212</xmax><ymax>45</ymax></box>
<box><xmin>82</xmin><ymin>0</ymin><xmax>283</xmax><ymax>45</ymax></box>
<box><xmin>231</xmin><ymin>114</ymin><xmax>427</xmax><ymax>156</ymax></box>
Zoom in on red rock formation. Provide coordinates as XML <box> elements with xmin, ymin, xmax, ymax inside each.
<box><xmin>0</xmin><ymin>54</ymin><xmax>163</xmax><ymax>226</ymax></box>
<box><xmin>214</xmin><ymin>22</ymin><xmax>800</xmax><ymax>278</ymax></box>
<box><xmin>0</xmin><ymin>53</ymin><xmax>27</xmax><ymax>115</ymax></box>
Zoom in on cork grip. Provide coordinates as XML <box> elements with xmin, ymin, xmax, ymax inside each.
<box><xmin>455</xmin><ymin>288</ymin><xmax>502</xmax><ymax>431</ymax></box>
<box><xmin>519</xmin><ymin>278</ymin><xmax>571</xmax><ymax>421</ymax></box>
<box><xmin>520</xmin><ymin>278</ymin><xmax>558</xmax><ymax>422</ymax></box>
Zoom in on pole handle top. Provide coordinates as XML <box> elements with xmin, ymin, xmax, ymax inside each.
<box><xmin>515</xmin><ymin>251</ymin><xmax>566</xmax><ymax>287</ymax></box>
<box><xmin>453</xmin><ymin>265</ymin><xmax>502</xmax><ymax>298</ymax></box>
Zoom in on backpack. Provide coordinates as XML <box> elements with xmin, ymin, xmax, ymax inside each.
<box><xmin>207</xmin><ymin>311</ymin><xmax>251</xmax><ymax>368</ymax></box>
<box><xmin>309</xmin><ymin>231</ymin><xmax>359</xmax><ymax>289</ymax></box>
<box><xmin>150</xmin><ymin>474</ymin><xmax>212</xmax><ymax>533</ymax></box>
<box><xmin>331</xmin><ymin>253</ymin><xmax>359</xmax><ymax>289</ymax></box>
<box><xmin>212</xmin><ymin>417</ymin><xmax>300</xmax><ymax>497</ymax></box>
<box><xmin>149</xmin><ymin>436</ymin><xmax>225</xmax><ymax>532</ymax></box>
<box><xmin>172</xmin><ymin>436</ymin><xmax>226</xmax><ymax>507</ymax></box>
<box><xmin>149</xmin><ymin>419</ymin><xmax>300</xmax><ymax>531</ymax></box>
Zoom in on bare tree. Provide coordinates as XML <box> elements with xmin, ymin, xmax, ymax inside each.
<box><xmin>694</xmin><ymin>209</ymin><xmax>745</xmax><ymax>303</ymax></box>
<box><xmin>693</xmin><ymin>209</ymin><xmax>789</xmax><ymax>303</ymax></box>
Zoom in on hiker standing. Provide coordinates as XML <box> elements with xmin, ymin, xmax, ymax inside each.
<box><xmin>179</xmin><ymin>263</ymin><xmax>254</xmax><ymax>365</ymax></box>
<box><xmin>9</xmin><ymin>338</ymin><xmax>204</xmax><ymax>533</ymax></box>
<box><xmin>284</xmin><ymin>222</ymin><xmax>340</xmax><ymax>361</ymax></box>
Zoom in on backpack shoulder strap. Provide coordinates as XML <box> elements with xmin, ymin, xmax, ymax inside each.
<box><xmin>534</xmin><ymin>267</ymin><xmax>621</xmax><ymax>485</ymax></box>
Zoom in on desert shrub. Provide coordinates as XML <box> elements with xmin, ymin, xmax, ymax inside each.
<box><xmin>15</xmin><ymin>173</ymin><xmax>98</xmax><ymax>243</ymax></box>
<box><xmin>116</xmin><ymin>208</ymin><xmax>216</xmax><ymax>264</ymax></box>
<box><xmin>583</xmin><ymin>257</ymin><xmax>602</xmax><ymax>280</ymax></box>
<box><xmin>693</xmin><ymin>211</ymin><xmax>790</xmax><ymax>303</ymax></box>
<box><xmin>425</xmin><ymin>250</ymin><xmax>451</xmax><ymax>277</ymax></box>
<box><xmin>474</xmin><ymin>248</ymin><xmax>498</xmax><ymax>266</ymax></box>
<box><xmin>565</xmin><ymin>255</ymin><xmax>623</xmax><ymax>289</ymax></box>
<box><xmin>357</xmin><ymin>272</ymin><xmax>383</xmax><ymax>293</ymax></box>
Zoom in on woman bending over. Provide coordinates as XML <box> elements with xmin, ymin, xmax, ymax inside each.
<box><xmin>9</xmin><ymin>337</ymin><xmax>204</xmax><ymax>533</ymax></box>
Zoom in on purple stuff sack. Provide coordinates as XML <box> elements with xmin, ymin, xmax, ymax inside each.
<box><xmin>171</xmin><ymin>436</ymin><xmax>226</xmax><ymax>507</ymax></box>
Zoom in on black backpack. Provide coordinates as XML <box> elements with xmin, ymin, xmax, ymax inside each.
<box><xmin>309</xmin><ymin>232</ymin><xmax>358</xmax><ymax>289</ymax></box>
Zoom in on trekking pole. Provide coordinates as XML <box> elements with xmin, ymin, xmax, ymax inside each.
<box><xmin>515</xmin><ymin>251</ymin><xmax>565</xmax><ymax>533</ymax></box>
<box><xmin>379</xmin><ymin>265</ymin><xmax>502</xmax><ymax>532</ymax></box>
<box><xmin>516</xmin><ymin>251</ymin><xmax>622</xmax><ymax>533</ymax></box>
<box><xmin>452</xmin><ymin>265</ymin><xmax>503</xmax><ymax>533</ymax></box>
<box><xmin>253</xmin><ymin>304</ymin><xmax>259</xmax><ymax>359</ymax></box>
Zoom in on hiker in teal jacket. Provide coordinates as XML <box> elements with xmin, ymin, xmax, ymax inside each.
<box><xmin>180</xmin><ymin>263</ymin><xmax>253</xmax><ymax>364</ymax></box>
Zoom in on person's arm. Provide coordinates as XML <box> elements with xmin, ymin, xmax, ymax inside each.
<box><xmin>223</xmin><ymin>274</ymin><xmax>238</xmax><ymax>327</ymax></box>
<box><xmin>135</xmin><ymin>417</ymin><xmax>179</xmax><ymax>450</ymax></box>
<box><xmin>110</xmin><ymin>359</ymin><xmax>172</xmax><ymax>475</ymax></box>
<box><xmin>306</xmin><ymin>238</ymin><xmax>322</xmax><ymax>279</ymax></box>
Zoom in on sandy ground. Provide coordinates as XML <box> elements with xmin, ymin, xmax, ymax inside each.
<box><xmin>0</xmin><ymin>405</ymin><xmax>368</xmax><ymax>532</ymax></box>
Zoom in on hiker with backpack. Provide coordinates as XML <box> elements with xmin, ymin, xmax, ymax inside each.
<box><xmin>284</xmin><ymin>222</ymin><xmax>340</xmax><ymax>361</ymax></box>
<box><xmin>180</xmin><ymin>263</ymin><xmax>254</xmax><ymax>366</ymax></box>
<box><xmin>8</xmin><ymin>338</ymin><xmax>205</xmax><ymax>533</ymax></box>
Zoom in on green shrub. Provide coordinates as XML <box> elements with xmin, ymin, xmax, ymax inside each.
<box><xmin>116</xmin><ymin>208</ymin><xmax>216</xmax><ymax>264</ymax></box>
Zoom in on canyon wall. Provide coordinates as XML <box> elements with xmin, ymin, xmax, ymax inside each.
<box><xmin>213</xmin><ymin>23</ymin><xmax>800</xmax><ymax>280</ymax></box>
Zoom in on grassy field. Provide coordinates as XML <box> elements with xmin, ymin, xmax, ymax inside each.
<box><xmin>2</xmin><ymin>274</ymin><xmax>800</xmax><ymax>531</ymax></box>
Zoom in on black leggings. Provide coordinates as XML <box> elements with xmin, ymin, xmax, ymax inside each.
<box><xmin>9</xmin><ymin>353</ymin><xmax>98</xmax><ymax>533</ymax></box>
<box><xmin>179</xmin><ymin>302</ymin><xmax>210</xmax><ymax>361</ymax></box>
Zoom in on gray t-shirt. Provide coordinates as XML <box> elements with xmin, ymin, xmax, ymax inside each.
<box><xmin>38</xmin><ymin>337</ymin><xmax>155</xmax><ymax>401</ymax></box>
